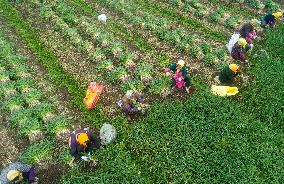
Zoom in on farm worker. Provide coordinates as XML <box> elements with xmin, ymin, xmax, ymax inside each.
<box><xmin>117</xmin><ymin>90</ymin><xmax>144</xmax><ymax>121</ymax></box>
<box><xmin>219</xmin><ymin>64</ymin><xmax>240</xmax><ymax>84</ymax></box>
<box><xmin>165</xmin><ymin>60</ymin><xmax>191</xmax><ymax>94</ymax></box>
<box><xmin>0</xmin><ymin>162</ymin><xmax>38</xmax><ymax>184</ymax></box>
<box><xmin>231</xmin><ymin>38</ymin><xmax>249</xmax><ymax>64</ymax></box>
<box><xmin>69</xmin><ymin>128</ymin><xmax>101</xmax><ymax>164</ymax></box>
<box><xmin>239</xmin><ymin>23</ymin><xmax>257</xmax><ymax>47</ymax></box>
<box><xmin>261</xmin><ymin>11</ymin><xmax>282</xmax><ymax>28</ymax></box>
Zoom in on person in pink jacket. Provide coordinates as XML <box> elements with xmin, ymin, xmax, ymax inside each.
<box><xmin>239</xmin><ymin>23</ymin><xmax>257</xmax><ymax>46</ymax></box>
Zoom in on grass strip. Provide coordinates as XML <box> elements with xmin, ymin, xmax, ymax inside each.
<box><xmin>0</xmin><ymin>0</ymin><xmax>103</xmax><ymax>125</ymax></box>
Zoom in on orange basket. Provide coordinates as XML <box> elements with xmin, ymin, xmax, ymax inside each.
<box><xmin>83</xmin><ymin>82</ymin><xmax>104</xmax><ymax>109</ymax></box>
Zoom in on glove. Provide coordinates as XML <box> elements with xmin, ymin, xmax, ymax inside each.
<box><xmin>81</xmin><ymin>156</ymin><xmax>89</xmax><ymax>161</ymax></box>
<box><xmin>31</xmin><ymin>177</ymin><xmax>39</xmax><ymax>184</ymax></box>
<box><xmin>250</xmin><ymin>44</ymin><xmax>254</xmax><ymax>48</ymax></box>
<box><xmin>165</xmin><ymin>72</ymin><xmax>171</xmax><ymax>76</ymax></box>
<box><xmin>137</xmin><ymin>107</ymin><xmax>142</xmax><ymax>111</ymax></box>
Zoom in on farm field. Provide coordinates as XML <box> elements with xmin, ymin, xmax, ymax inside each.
<box><xmin>0</xmin><ymin>0</ymin><xmax>283</xmax><ymax>183</ymax></box>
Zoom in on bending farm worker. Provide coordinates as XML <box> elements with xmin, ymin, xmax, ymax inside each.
<box><xmin>239</xmin><ymin>23</ymin><xmax>257</xmax><ymax>47</ymax></box>
<box><xmin>0</xmin><ymin>162</ymin><xmax>38</xmax><ymax>184</ymax></box>
<box><xmin>165</xmin><ymin>60</ymin><xmax>192</xmax><ymax>94</ymax></box>
<box><xmin>231</xmin><ymin>38</ymin><xmax>249</xmax><ymax>64</ymax></box>
<box><xmin>117</xmin><ymin>90</ymin><xmax>145</xmax><ymax>121</ymax></box>
<box><xmin>69</xmin><ymin>128</ymin><xmax>101</xmax><ymax>165</ymax></box>
<box><xmin>261</xmin><ymin>11</ymin><xmax>282</xmax><ymax>28</ymax></box>
<box><xmin>219</xmin><ymin>64</ymin><xmax>240</xmax><ymax>84</ymax></box>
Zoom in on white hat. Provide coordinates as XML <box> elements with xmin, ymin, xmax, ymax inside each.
<box><xmin>98</xmin><ymin>14</ymin><xmax>107</xmax><ymax>22</ymax></box>
<box><xmin>177</xmin><ymin>60</ymin><xmax>185</xmax><ymax>67</ymax></box>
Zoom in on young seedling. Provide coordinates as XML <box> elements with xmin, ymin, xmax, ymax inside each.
<box><xmin>0</xmin><ymin>71</ymin><xmax>11</xmax><ymax>83</ymax></box>
<box><xmin>136</xmin><ymin>63</ymin><xmax>153</xmax><ymax>83</ymax></box>
<box><xmin>107</xmin><ymin>66</ymin><xmax>129</xmax><ymax>83</ymax></box>
<box><xmin>0</xmin><ymin>82</ymin><xmax>18</xmax><ymax>98</ymax></box>
<box><xmin>119</xmin><ymin>52</ymin><xmax>135</xmax><ymax>68</ymax></box>
<box><xmin>149</xmin><ymin>76</ymin><xmax>171</xmax><ymax>97</ymax></box>
<box><xmin>16</xmin><ymin>78</ymin><xmax>35</xmax><ymax>93</ymax></box>
<box><xmin>33</xmin><ymin>102</ymin><xmax>55</xmax><ymax>123</ymax></box>
<box><xmin>190</xmin><ymin>45</ymin><xmax>204</xmax><ymax>60</ymax></box>
<box><xmin>19</xmin><ymin>117</ymin><xmax>44</xmax><ymax>142</ymax></box>
<box><xmin>22</xmin><ymin>88</ymin><xmax>43</xmax><ymax>107</ymax></box>
<box><xmin>46</xmin><ymin>115</ymin><xmax>70</xmax><ymax>137</ymax></box>
<box><xmin>109</xmin><ymin>42</ymin><xmax>124</xmax><ymax>58</ymax></box>
<box><xmin>8</xmin><ymin>108</ymin><xmax>31</xmax><ymax>128</ymax></box>
<box><xmin>2</xmin><ymin>95</ymin><xmax>24</xmax><ymax>112</ymax></box>
<box><xmin>200</xmin><ymin>42</ymin><xmax>213</xmax><ymax>54</ymax></box>
<box><xmin>88</xmin><ymin>48</ymin><xmax>106</xmax><ymax>62</ymax></box>
<box><xmin>97</xmin><ymin>33</ymin><xmax>111</xmax><ymax>47</ymax></box>
<box><xmin>202</xmin><ymin>53</ymin><xmax>218</xmax><ymax>66</ymax></box>
<box><xmin>97</xmin><ymin>59</ymin><xmax>114</xmax><ymax>72</ymax></box>
<box><xmin>121</xmin><ymin>79</ymin><xmax>145</xmax><ymax>93</ymax></box>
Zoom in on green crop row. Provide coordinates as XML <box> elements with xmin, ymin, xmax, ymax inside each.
<box><xmin>97</xmin><ymin>0</ymin><xmax>228</xmax><ymax>67</ymax></box>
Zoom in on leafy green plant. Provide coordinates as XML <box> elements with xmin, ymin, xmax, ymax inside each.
<box><xmin>149</xmin><ymin>76</ymin><xmax>171</xmax><ymax>95</ymax></box>
<box><xmin>109</xmin><ymin>42</ymin><xmax>124</xmax><ymax>57</ymax></box>
<box><xmin>136</xmin><ymin>63</ymin><xmax>153</xmax><ymax>82</ymax></box>
<box><xmin>224</xmin><ymin>16</ymin><xmax>241</xmax><ymax>29</ymax></box>
<box><xmin>0</xmin><ymin>82</ymin><xmax>18</xmax><ymax>98</ymax></box>
<box><xmin>215</xmin><ymin>49</ymin><xmax>227</xmax><ymax>61</ymax></box>
<box><xmin>97</xmin><ymin>33</ymin><xmax>111</xmax><ymax>47</ymax></box>
<box><xmin>245</xmin><ymin>0</ymin><xmax>261</xmax><ymax>9</ymax></box>
<box><xmin>88</xmin><ymin>48</ymin><xmax>106</xmax><ymax>62</ymax></box>
<box><xmin>18</xmin><ymin>117</ymin><xmax>43</xmax><ymax>136</ymax></box>
<box><xmin>96</xmin><ymin>59</ymin><xmax>114</xmax><ymax>72</ymax></box>
<box><xmin>209</xmin><ymin>9</ymin><xmax>225</xmax><ymax>23</ymax></box>
<box><xmin>200</xmin><ymin>42</ymin><xmax>213</xmax><ymax>54</ymax></box>
<box><xmin>170</xmin><ymin>0</ymin><xmax>182</xmax><ymax>7</ymax></box>
<box><xmin>20</xmin><ymin>140</ymin><xmax>55</xmax><ymax>164</ymax></box>
<box><xmin>46</xmin><ymin>115</ymin><xmax>70</xmax><ymax>135</ymax></box>
<box><xmin>2</xmin><ymin>95</ymin><xmax>24</xmax><ymax>112</ymax></box>
<box><xmin>8</xmin><ymin>108</ymin><xmax>31</xmax><ymax>128</ymax></box>
<box><xmin>33</xmin><ymin>102</ymin><xmax>54</xmax><ymax>121</ymax></box>
<box><xmin>121</xmin><ymin>79</ymin><xmax>145</xmax><ymax>93</ymax></box>
<box><xmin>107</xmin><ymin>66</ymin><xmax>128</xmax><ymax>83</ymax></box>
<box><xmin>119</xmin><ymin>52</ymin><xmax>135</xmax><ymax>67</ymax></box>
<box><xmin>15</xmin><ymin>78</ymin><xmax>35</xmax><ymax>93</ymax></box>
<box><xmin>0</xmin><ymin>71</ymin><xmax>10</xmax><ymax>83</ymax></box>
<box><xmin>202</xmin><ymin>53</ymin><xmax>217</xmax><ymax>66</ymax></box>
<box><xmin>190</xmin><ymin>45</ymin><xmax>203</xmax><ymax>59</ymax></box>
<box><xmin>264</xmin><ymin>0</ymin><xmax>280</xmax><ymax>12</ymax></box>
<box><xmin>22</xmin><ymin>88</ymin><xmax>43</xmax><ymax>107</ymax></box>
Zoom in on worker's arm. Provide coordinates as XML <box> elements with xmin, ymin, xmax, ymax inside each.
<box><xmin>181</xmin><ymin>66</ymin><xmax>188</xmax><ymax>79</ymax></box>
<box><xmin>123</xmin><ymin>103</ymin><xmax>139</xmax><ymax>113</ymax></box>
<box><xmin>70</xmin><ymin>144</ymin><xmax>81</xmax><ymax>159</ymax></box>
<box><xmin>88</xmin><ymin>132</ymin><xmax>101</xmax><ymax>149</ymax></box>
<box><xmin>169</xmin><ymin>63</ymin><xmax>177</xmax><ymax>73</ymax></box>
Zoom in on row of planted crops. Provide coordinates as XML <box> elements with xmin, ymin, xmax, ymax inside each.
<box><xmin>0</xmin><ymin>30</ymin><xmax>74</xmax><ymax>167</ymax></box>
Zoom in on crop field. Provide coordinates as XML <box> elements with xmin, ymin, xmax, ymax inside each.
<box><xmin>0</xmin><ymin>0</ymin><xmax>283</xmax><ymax>183</ymax></box>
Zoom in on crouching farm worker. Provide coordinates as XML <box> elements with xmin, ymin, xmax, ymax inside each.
<box><xmin>165</xmin><ymin>60</ymin><xmax>192</xmax><ymax>94</ymax></box>
<box><xmin>117</xmin><ymin>90</ymin><xmax>146</xmax><ymax>121</ymax></box>
<box><xmin>261</xmin><ymin>11</ymin><xmax>282</xmax><ymax>28</ymax></box>
<box><xmin>0</xmin><ymin>162</ymin><xmax>38</xmax><ymax>184</ymax></box>
<box><xmin>219</xmin><ymin>64</ymin><xmax>240</xmax><ymax>84</ymax></box>
<box><xmin>231</xmin><ymin>38</ymin><xmax>250</xmax><ymax>64</ymax></box>
<box><xmin>69</xmin><ymin>128</ymin><xmax>101</xmax><ymax>167</ymax></box>
<box><xmin>239</xmin><ymin>23</ymin><xmax>257</xmax><ymax>47</ymax></box>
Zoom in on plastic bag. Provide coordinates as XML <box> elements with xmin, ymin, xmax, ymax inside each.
<box><xmin>100</xmin><ymin>123</ymin><xmax>117</xmax><ymax>145</ymax></box>
<box><xmin>226</xmin><ymin>33</ymin><xmax>240</xmax><ymax>54</ymax></box>
<box><xmin>83</xmin><ymin>82</ymin><xmax>104</xmax><ymax>109</ymax></box>
<box><xmin>98</xmin><ymin>14</ymin><xmax>107</xmax><ymax>22</ymax></box>
<box><xmin>211</xmin><ymin>85</ymin><xmax>239</xmax><ymax>96</ymax></box>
